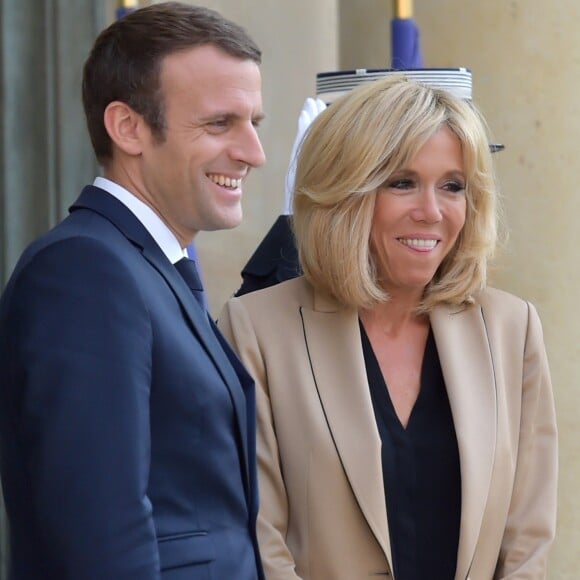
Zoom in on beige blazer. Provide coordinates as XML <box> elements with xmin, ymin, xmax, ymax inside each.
<box><xmin>218</xmin><ymin>277</ymin><xmax>557</xmax><ymax>580</ymax></box>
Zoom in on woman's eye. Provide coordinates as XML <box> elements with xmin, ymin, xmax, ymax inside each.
<box><xmin>388</xmin><ymin>178</ymin><xmax>414</xmax><ymax>190</ymax></box>
<box><xmin>442</xmin><ymin>181</ymin><xmax>466</xmax><ymax>193</ymax></box>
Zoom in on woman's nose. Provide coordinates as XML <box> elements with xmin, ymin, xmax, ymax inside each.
<box><xmin>411</xmin><ymin>187</ymin><xmax>442</xmax><ymax>223</ymax></box>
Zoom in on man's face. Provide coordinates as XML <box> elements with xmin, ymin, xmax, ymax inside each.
<box><xmin>136</xmin><ymin>44</ymin><xmax>265</xmax><ymax>246</ymax></box>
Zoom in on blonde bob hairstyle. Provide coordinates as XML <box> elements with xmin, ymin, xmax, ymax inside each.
<box><xmin>292</xmin><ymin>75</ymin><xmax>500</xmax><ymax>313</ymax></box>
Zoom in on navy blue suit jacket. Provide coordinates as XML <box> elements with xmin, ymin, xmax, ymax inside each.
<box><xmin>0</xmin><ymin>186</ymin><xmax>263</xmax><ymax>579</ymax></box>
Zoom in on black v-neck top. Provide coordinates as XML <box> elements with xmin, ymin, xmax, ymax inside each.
<box><xmin>360</xmin><ymin>323</ymin><xmax>461</xmax><ymax>580</ymax></box>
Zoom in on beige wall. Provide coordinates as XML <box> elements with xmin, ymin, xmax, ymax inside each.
<box><xmin>424</xmin><ymin>4</ymin><xmax>579</xmax><ymax>577</ymax></box>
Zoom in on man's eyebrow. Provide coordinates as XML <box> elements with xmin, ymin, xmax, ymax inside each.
<box><xmin>197</xmin><ymin>112</ymin><xmax>236</xmax><ymax>123</ymax></box>
<box><xmin>197</xmin><ymin>112</ymin><xmax>266</xmax><ymax>123</ymax></box>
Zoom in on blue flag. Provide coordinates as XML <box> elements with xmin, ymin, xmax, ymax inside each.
<box><xmin>391</xmin><ymin>15</ymin><xmax>423</xmax><ymax>69</ymax></box>
<box><xmin>116</xmin><ymin>1</ymin><xmax>138</xmax><ymax>21</ymax></box>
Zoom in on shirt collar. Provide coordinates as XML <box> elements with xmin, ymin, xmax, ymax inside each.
<box><xmin>93</xmin><ymin>176</ymin><xmax>187</xmax><ymax>264</ymax></box>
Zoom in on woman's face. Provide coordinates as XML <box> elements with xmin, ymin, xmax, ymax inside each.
<box><xmin>370</xmin><ymin>126</ymin><xmax>467</xmax><ymax>299</ymax></box>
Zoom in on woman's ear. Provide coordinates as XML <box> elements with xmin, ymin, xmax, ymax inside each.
<box><xmin>103</xmin><ymin>101</ymin><xmax>147</xmax><ymax>157</ymax></box>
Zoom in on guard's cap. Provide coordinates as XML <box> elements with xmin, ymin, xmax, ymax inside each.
<box><xmin>316</xmin><ymin>67</ymin><xmax>504</xmax><ymax>152</ymax></box>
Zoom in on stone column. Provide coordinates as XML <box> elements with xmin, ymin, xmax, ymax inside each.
<box><xmin>0</xmin><ymin>1</ymin><xmax>104</xmax><ymax>575</ymax></box>
<box><xmin>0</xmin><ymin>0</ymin><xmax>102</xmax><ymax>285</ymax></box>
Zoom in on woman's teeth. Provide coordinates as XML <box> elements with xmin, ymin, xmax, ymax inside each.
<box><xmin>398</xmin><ymin>238</ymin><xmax>438</xmax><ymax>249</ymax></box>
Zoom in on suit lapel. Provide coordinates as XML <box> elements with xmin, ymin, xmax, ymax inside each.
<box><xmin>141</xmin><ymin>247</ymin><xmax>252</xmax><ymax>496</ymax></box>
<box><xmin>70</xmin><ymin>186</ymin><xmax>252</xmax><ymax>491</ymax></box>
<box><xmin>300</xmin><ymin>290</ymin><xmax>392</xmax><ymax>565</ymax></box>
<box><xmin>430</xmin><ymin>303</ymin><xmax>497</xmax><ymax>580</ymax></box>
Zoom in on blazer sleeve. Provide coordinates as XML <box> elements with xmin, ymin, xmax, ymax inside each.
<box><xmin>495</xmin><ymin>301</ymin><xmax>558</xmax><ymax>579</ymax></box>
<box><xmin>218</xmin><ymin>297</ymin><xmax>303</xmax><ymax>580</ymax></box>
<box><xmin>4</xmin><ymin>238</ymin><xmax>160</xmax><ymax>578</ymax></box>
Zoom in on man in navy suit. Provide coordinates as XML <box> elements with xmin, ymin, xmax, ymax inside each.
<box><xmin>0</xmin><ymin>3</ymin><xmax>266</xmax><ymax>578</ymax></box>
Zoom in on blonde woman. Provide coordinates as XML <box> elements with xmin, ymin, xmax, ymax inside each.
<box><xmin>218</xmin><ymin>77</ymin><xmax>557</xmax><ymax>580</ymax></box>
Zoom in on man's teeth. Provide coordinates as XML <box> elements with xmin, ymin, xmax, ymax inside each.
<box><xmin>209</xmin><ymin>174</ymin><xmax>242</xmax><ymax>188</ymax></box>
<box><xmin>399</xmin><ymin>238</ymin><xmax>438</xmax><ymax>249</ymax></box>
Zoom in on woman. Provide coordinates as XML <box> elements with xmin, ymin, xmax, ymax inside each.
<box><xmin>218</xmin><ymin>77</ymin><xmax>557</xmax><ymax>579</ymax></box>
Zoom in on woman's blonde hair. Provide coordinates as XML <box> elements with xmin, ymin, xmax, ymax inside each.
<box><xmin>292</xmin><ymin>75</ymin><xmax>501</xmax><ymax>312</ymax></box>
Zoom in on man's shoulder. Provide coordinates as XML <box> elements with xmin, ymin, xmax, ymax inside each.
<box><xmin>18</xmin><ymin>209</ymin><xmax>127</xmax><ymax>267</ymax></box>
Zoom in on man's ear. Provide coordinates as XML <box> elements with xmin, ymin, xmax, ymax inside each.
<box><xmin>103</xmin><ymin>101</ymin><xmax>148</xmax><ymax>156</ymax></box>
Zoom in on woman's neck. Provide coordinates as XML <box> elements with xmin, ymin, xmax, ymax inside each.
<box><xmin>359</xmin><ymin>296</ymin><xmax>428</xmax><ymax>338</ymax></box>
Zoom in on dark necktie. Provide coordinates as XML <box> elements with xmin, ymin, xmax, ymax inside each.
<box><xmin>174</xmin><ymin>257</ymin><xmax>206</xmax><ymax>309</ymax></box>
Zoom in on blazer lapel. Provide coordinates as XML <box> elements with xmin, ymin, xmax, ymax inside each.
<box><xmin>430</xmin><ymin>303</ymin><xmax>497</xmax><ymax>580</ymax></box>
<box><xmin>300</xmin><ymin>290</ymin><xmax>392</xmax><ymax>565</ymax></box>
<box><xmin>70</xmin><ymin>186</ymin><xmax>251</xmax><ymax>490</ymax></box>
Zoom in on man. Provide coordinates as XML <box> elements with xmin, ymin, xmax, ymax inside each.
<box><xmin>0</xmin><ymin>3</ymin><xmax>265</xmax><ymax>578</ymax></box>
